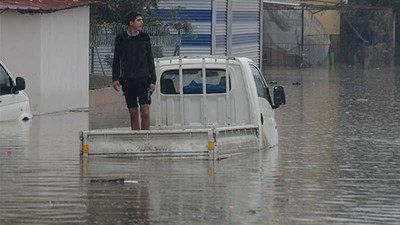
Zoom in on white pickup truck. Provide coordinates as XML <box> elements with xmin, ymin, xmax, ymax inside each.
<box><xmin>80</xmin><ymin>56</ymin><xmax>285</xmax><ymax>160</ymax></box>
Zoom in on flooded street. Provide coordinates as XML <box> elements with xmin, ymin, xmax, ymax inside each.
<box><xmin>1</xmin><ymin>67</ymin><xmax>400</xmax><ymax>224</ymax></box>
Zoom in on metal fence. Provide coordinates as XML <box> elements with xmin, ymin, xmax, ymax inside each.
<box><xmin>89</xmin><ymin>23</ymin><xmax>174</xmax><ymax>76</ymax></box>
<box><xmin>263</xmin><ymin>8</ymin><xmax>330</xmax><ymax>68</ymax></box>
<box><xmin>263</xmin><ymin>4</ymin><xmax>395</xmax><ymax>69</ymax></box>
<box><xmin>340</xmin><ymin>10</ymin><xmax>395</xmax><ymax>68</ymax></box>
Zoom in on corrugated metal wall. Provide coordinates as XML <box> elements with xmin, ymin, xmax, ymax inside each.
<box><xmin>216</xmin><ymin>0</ymin><xmax>227</xmax><ymax>56</ymax></box>
<box><xmin>156</xmin><ymin>0</ymin><xmax>262</xmax><ymax>66</ymax></box>
<box><xmin>263</xmin><ymin>0</ymin><xmax>300</xmax><ymax>5</ymax></box>
<box><xmin>231</xmin><ymin>0</ymin><xmax>261</xmax><ymax>66</ymax></box>
<box><xmin>157</xmin><ymin>0</ymin><xmax>212</xmax><ymax>56</ymax></box>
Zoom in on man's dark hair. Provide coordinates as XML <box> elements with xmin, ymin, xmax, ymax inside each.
<box><xmin>126</xmin><ymin>11</ymin><xmax>142</xmax><ymax>25</ymax></box>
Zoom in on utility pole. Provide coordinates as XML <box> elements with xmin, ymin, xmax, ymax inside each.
<box><xmin>301</xmin><ymin>5</ymin><xmax>304</xmax><ymax>56</ymax></box>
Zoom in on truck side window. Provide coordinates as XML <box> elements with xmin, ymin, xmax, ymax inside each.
<box><xmin>250</xmin><ymin>65</ymin><xmax>272</xmax><ymax>105</ymax></box>
<box><xmin>0</xmin><ymin>65</ymin><xmax>12</xmax><ymax>96</ymax></box>
<box><xmin>161</xmin><ymin>69</ymin><xmax>231</xmax><ymax>94</ymax></box>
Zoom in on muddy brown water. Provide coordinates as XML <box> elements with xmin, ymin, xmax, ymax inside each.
<box><xmin>1</xmin><ymin>67</ymin><xmax>399</xmax><ymax>224</ymax></box>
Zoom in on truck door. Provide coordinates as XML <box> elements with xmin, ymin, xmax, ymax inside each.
<box><xmin>249</xmin><ymin>64</ymin><xmax>278</xmax><ymax>148</ymax></box>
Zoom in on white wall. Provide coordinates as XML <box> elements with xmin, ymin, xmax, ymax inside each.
<box><xmin>40</xmin><ymin>7</ymin><xmax>89</xmax><ymax>114</ymax></box>
<box><xmin>0</xmin><ymin>12</ymin><xmax>42</xmax><ymax>113</ymax></box>
<box><xmin>0</xmin><ymin>7</ymin><xmax>89</xmax><ymax>115</ymax></box>
<box><xmin>0</xmin><ymin>16</ymin><xmax>2</xmax><ymax>55</ymax></box>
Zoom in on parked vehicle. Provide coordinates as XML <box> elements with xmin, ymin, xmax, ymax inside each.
<box><xmin>80</xmin><ymin>56</ymin><xmax>285</xmax><ymax>160</ymax></box>
<box><xmin>0</xmin><ymin>60</ymin><xmax>32</xmax><ymax>122</ymax></box>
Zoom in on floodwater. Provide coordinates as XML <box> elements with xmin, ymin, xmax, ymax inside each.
<box><xmin>1</xmin><ymin>66</ymin><xmax>400</xmax><ymax>224</ymax></box>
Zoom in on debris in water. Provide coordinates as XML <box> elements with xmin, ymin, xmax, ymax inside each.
<box><xmin>248</xmin><ymin>209</ymin><xmax>256</xmax><ymax>214</ymax></box>
<box><xmin>124</xmin><ymin>180</ymin><xmax>138</xmax><ymax>184</ymax></box>
<box><xmin>270</xmin><ymin>81</ymin><xmax>278</xmax><ymax>84</ymax></box>
<box><xmin>90</xmin><ymin>178</ymin><xmax>125</xmax><ymax>183</ymax></box>
<box><xmin>350</xmin><ymin>98</ymin><xmax>368</xmax><ymax>102</ymax></box>
<box><xmin>345</xmin><ymin>111</ymin><xmax>351</xmax><ymax>114</ymax></box>
<box><xmin>292</xmin><ymin>82</ymin><xmax>302</xmax><ymax>85</ymax></box>
<box><xmin>90</xmin><ymin>178</ymin><xmax>139</xmax><ymax>184</ymax></box>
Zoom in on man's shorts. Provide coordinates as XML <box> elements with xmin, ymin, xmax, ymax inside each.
<box><xmin>120</xmin><ymin>77</ymin><xmax>151</xmax><ymax>108</ymax></box>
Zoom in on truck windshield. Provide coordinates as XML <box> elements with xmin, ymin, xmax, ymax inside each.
<box><xmin>161</xmin><ymin>69</ymin><xmax>231</xmax><ymax>94</ymax></box>
<box><xmin>250</xmin><ymin>65</ymin><xmax>272</xmax><ymax>106</ymax></box>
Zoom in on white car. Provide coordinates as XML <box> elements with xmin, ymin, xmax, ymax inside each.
<box><xmin>0</xmin><ymin>60</ymin><xmax>32</xmax><ymax>122</ymax></box>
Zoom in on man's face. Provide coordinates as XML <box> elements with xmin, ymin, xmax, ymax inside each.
<box><xmin>130</xmin><ymin>16</ymin><xmax>143</xmax><ymax>31</ymax></box>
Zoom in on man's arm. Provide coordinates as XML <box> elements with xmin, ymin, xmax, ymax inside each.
<box><xmin>146</xmin><ymin>35</ymin><xmax>156</xmax><ymax>86</ymax></box>
<box><xmin>112</xmin><ymin>35</ymin><xmax>121</xmax><ymax>91</ymax></box>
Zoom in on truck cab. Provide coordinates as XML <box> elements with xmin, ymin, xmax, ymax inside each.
<box><xmin>0</xmin><ymin>60</ymin><xmax>32</xmax><ymax>122</ymax></box>
<box><xmin>151</xmin><ymin>56</ymin><xmax>285</xmax><ymax>148</ymax></box>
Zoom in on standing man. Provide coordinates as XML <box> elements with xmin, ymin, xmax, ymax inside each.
<box><xmin>112</xmin><ymin>11</ymin><xmax>156</xmax><ymax>130</ymax></box>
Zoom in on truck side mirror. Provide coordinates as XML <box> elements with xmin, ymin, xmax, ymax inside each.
<box><xmin>273</xmin><ymin>86</ymin><xmax>286</xmax><ymax>106</ymax></box>
<box><xmin>15</xmin><ymin>77</ymin><xmax>26</xmax><ymax>91</ymax></box>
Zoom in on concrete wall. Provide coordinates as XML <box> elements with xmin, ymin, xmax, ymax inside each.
<box><xmin>40</xmin><ymin>7</ymin><xmax>89</xmax><ymax>114</ymax></box>
<box><xmin>314</xmin><ymin>10</ymin><xmax>340</xmax><ymax>35</ymax></box>
<box><xmin>0</xmin><ymin>7</ymin><xmax>89</xmax><ymax>115</ymax></box>
<box><xmin>0</xmin><ymin>16</ymin><xmax>1</xmax><ymax>58</ymax></box>
<box><xmin>0</xmin><ymin>12</ymin><xmax>42</xmax><ymax>112</ymax></box>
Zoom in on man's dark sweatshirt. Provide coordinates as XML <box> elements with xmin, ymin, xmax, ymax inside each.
<box><xmin>112</xmin><ymin>32</ymin><xmax>156</xmax><ymax>84</ymax></box>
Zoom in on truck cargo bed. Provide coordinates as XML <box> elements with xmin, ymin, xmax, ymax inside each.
<box><xmin>80</xmin><ymin>125</ymin><xmax>259</xmax><ymax>160</ymax></box>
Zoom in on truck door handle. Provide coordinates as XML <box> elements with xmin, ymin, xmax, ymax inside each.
<box><xmin>260</xmin><ymin>113</ymin><xmax>264</xmax><ymax>125</ymax></box>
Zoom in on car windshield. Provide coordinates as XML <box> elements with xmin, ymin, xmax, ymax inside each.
<box><xmin>0</xmin><ymin>65</ymin><xmax>12</xmax><ymax>95</ymax></box>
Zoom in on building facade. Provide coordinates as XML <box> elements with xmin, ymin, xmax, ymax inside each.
<box><xmin>157</xmin><ymin>0</ymin><xmax>263</xmax><ymax>67</ymax></box>
<box><xmin>0</xmin><ymin>1</ymin><xmax>97</xmax><ymax>115</ymax></box>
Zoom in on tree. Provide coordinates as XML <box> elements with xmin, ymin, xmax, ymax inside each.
<box><xmin>90</xmin><ymin>0</ymin><xmax>160</xmax><ymax>26</ymax></box>
<box><xmin>162</xmin><ymin>7</ymin><xmax>196</xmax><ymax>56</ymax></box>
<box><xmin>347</xmin><ymin>0</ymin><xmax>400</xmax><ymax>58</ymax></box>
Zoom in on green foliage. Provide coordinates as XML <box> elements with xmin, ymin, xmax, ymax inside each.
<box><xmin>90</xmin><ymin>2</ymin><xmax>197</xmax><ymax>57</ymax></box>
<box><xmin>348</xmin><ymin>0</ymin><xmax>400</xmax><ymax>8</ymax></box>
<box><xmin>347</xmin><ymin>0</ymin><xmax>400</xmax><ymax>57</ymax></box>
<box><xmin>90</xmin><ymin>0</ymin><xmax>161</xmax><ymax>26</ymax></box>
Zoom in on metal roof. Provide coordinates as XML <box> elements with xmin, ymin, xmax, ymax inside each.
<box><xmin>0</xmin><ymin>0</ymin><xmax>101</xmax><ymax>13</ymax></box>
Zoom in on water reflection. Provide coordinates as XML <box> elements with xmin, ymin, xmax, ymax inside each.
<box><xmin>1</xmin><ymin>67</ymin><xmax>400</xmax><ymax>224</ymax></box>
<box><xmin>270</xmin><ymin>67</ymin><xmax>400</xmax><ymax>224</ymax></box>
<box><xmin>0</xmin><ymin>112</ymin><xmax>88</xmax><ymax>225</ymax></box>
<box><xmin>80</xmin><ymin>147</ymin><xmax>279</xmax><ymax>224</ymax></box>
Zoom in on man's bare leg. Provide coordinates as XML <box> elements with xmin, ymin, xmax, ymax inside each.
<box><xmin>128</xmin><ymin>107</ymin><xmax>140</xmax><ymax>130</ymax></box>
<box><xmin>140</xmin><ymin>104</ymin><xmax>150</xmax><ymax>130</ymax></box>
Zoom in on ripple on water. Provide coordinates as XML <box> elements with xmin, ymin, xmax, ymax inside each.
<box><xmin>1</xmin><ymin>68</ymin><xmax>400</xmax><ymax>224</ymax></box>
